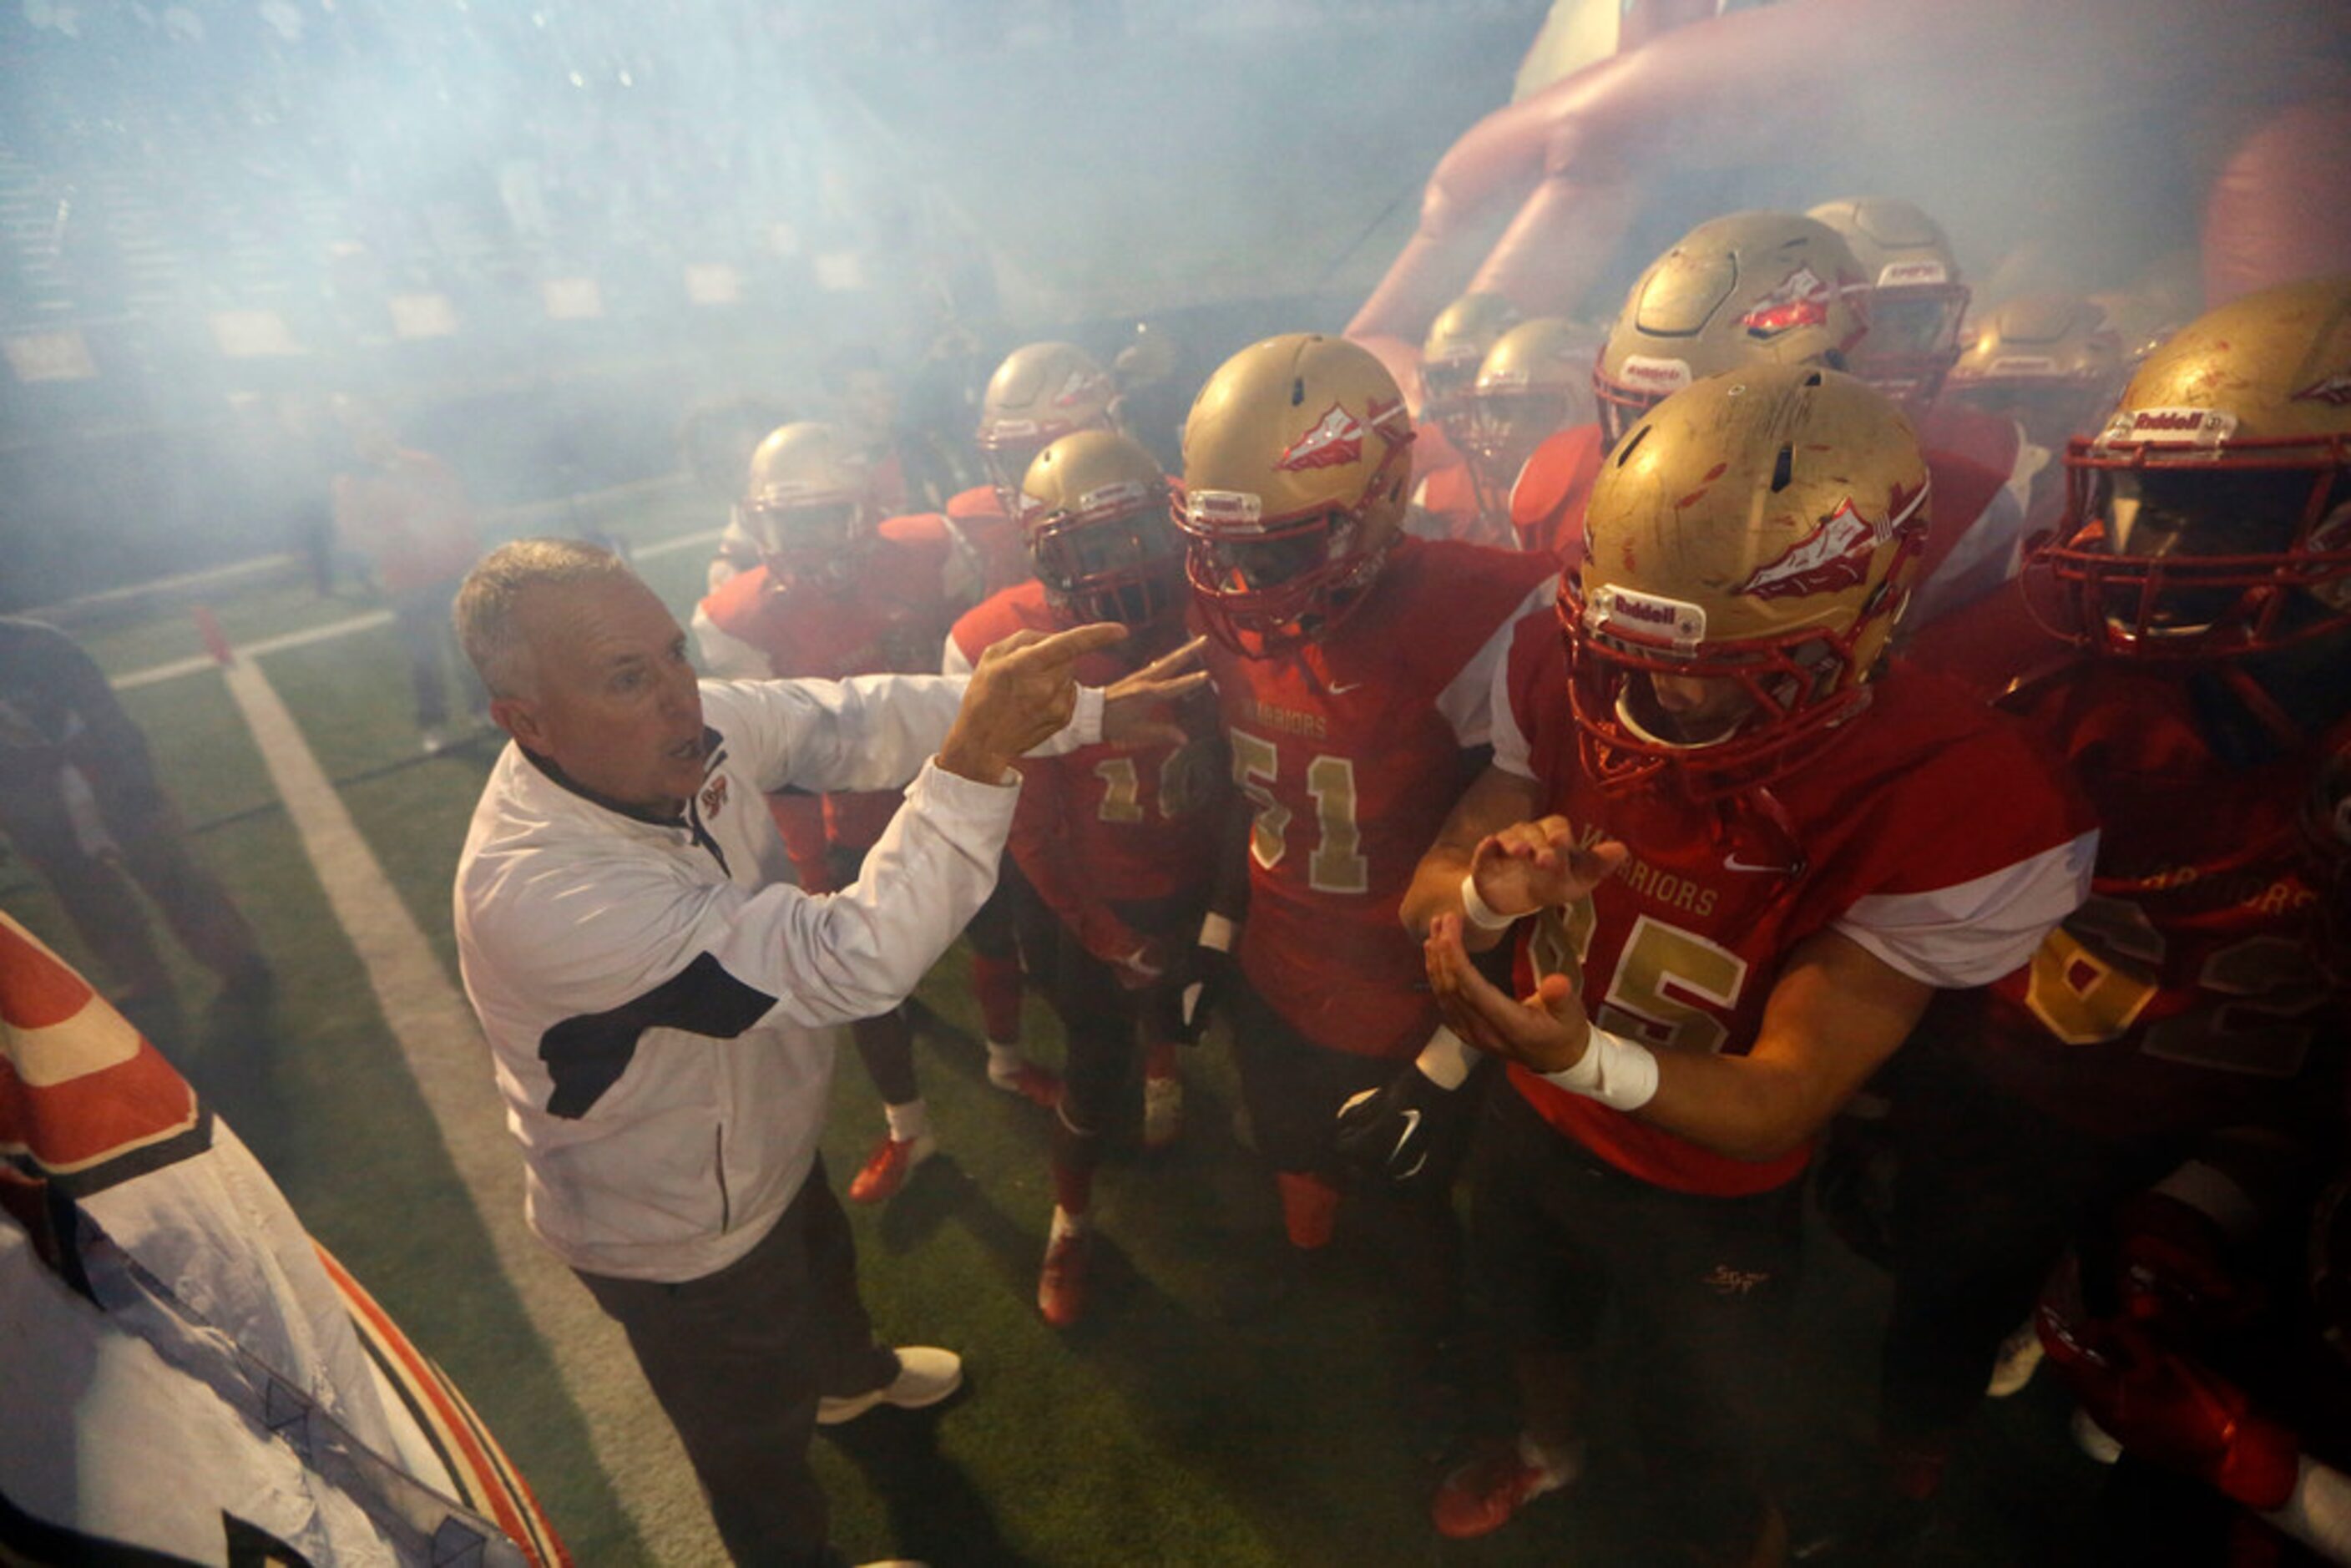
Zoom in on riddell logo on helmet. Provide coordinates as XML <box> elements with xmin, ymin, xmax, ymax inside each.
<box><xmin>1878</xmin><ymin>260</ymin><xmax>1949</xmax><ymax>286</ymax></box>
<box><xmin>2116</xmin><ymin>407</ymin><xmax>2236</xmax><ymax>446</ymax></box>
<box><xmin>1592</xmin><ymin>585</ymin><xmax>1706</xmax><ymax>645</ymax></box>
<box><xmin>2294</xmin><ymin>372</ymin><xmax>2351</xmax><ymax>407</ymax></box>
<box><xmin>1620</xmin><ymin>357</ymin><xmax>1691</xmax><ymax>391</ymax></box>
<box><xmin>1186</xmin><ymin>488</ymin><xmax>1265</xmax><ymax>530</ymax></box>
<box><xmin>1277</xmin><ymin>404</ymin><xmax>1369</xmax><ymax>472</ymax></box>
<box><xmin>1077</xmin><ymin>479</ymin><xmax>1150</xmax><ymax>512</ymax></box>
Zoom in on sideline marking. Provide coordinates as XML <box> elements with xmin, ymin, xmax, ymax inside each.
<box><xmin>217</xmin><ymin>650</ymin><xmax>721</xmax><ymax>1564</ymax></box>
<box><xmin>114</xmin><ymin>528</ymin><xmax>721</xmax><ymax>693</ymax></box>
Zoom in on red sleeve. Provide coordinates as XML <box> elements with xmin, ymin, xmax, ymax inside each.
<box><xmin>1510</xmin><ymin>423</ymin><xmax>1605</xmax><ymax>562</ymax></box>
<box><xmin>700</xmin><ymin>564</ymin><xmax>776</xmax><ymax>647</ymax></box>
<box><xmin>1008</xmin><ymin>756</ymin><xmax>1145</xmax><ymax>964</ymax></box>
<box><xmin>946</xmin><ymin>486</ymin><xmax>1000</xmax><ymax>521</ymax></box>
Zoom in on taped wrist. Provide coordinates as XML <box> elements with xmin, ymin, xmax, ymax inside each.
<box><xmin>1413</xmin><ymin>1025</ymin><xmax>1474</xmax><ymax>1091</ymax></box>
<box><xmin>1540</xmin><ymin>1025</ymin><xmax>1660</xmax><ymax>1112</ymax></box>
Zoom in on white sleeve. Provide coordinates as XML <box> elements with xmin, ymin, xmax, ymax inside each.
<box><xmin>940</xmin><ymin>632</ymin><xmax>975</xmax><ymax>678</ymax></box>
<box><xmin>1437</xmin><ymin>577</ymin><xmax>1556</xmax><ymax>752</ymax></box>
<box><xmin>689</xmin><ymin>604</ymin><xmax>772</xmax><ymax>680</ymax></box>
<box><xmin>2265</xmin><ymin>1457</ymin><xmax>2351</xmax><ymax>1565</ymax></box>
<box><xmin>476</xmin><ymin>764</ymin><xmax>1019</xmax><ymax>1029</ymax></box>
<box><xmin>1488</xmin><ymin>638</ymin><xmax>1536</xmax><ymax>781</ymax></box>
<box><xmin>704</xmin><ymin>675</ymin><xmax>1105</xmax><ymax>796</ymax></box>
<box><xmin>1830</xmin><ymin>828</ymin><xmax>2099</xmax><ymax>988</ymax></box>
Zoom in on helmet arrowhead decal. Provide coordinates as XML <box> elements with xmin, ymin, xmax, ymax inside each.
<box><xmin>1276</xmin><ymin>403</ymin><xmax>1370</xmax><ymax>472</ymax></box>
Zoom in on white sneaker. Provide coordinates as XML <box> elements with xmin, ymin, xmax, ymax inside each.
<box><xmin>1143</xmin><ymin>1073</ymin><xmax>1183</xmax><ymax>1150</ymax></box>
<box><xmin>817</xmin><ymin>1347</ymin><xmax>963</xmax><ymax>1426</ymax></box>
<box><xmin>1986</xmin><ymin>1316</ymin><xmax>2045</xmax><ymax>1399</ymax></box>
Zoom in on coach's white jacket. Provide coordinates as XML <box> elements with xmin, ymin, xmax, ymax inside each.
<box><xmin>455</xmin><ymin>675</ymin><xmax>1099</xmax><ymax>1283</ymax></box>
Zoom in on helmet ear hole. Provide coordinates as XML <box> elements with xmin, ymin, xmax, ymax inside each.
<box><xmin>1771</xmin><ymin>443</ymin><xmax>1796</xmax><ymax>493</ymax></box>
<box><xmin>1802</xmin><ymin>370</ymin><xmax>1824</xmax><ymax>388</ymax></box>
<box><xmin>1615</xmin><ymin>426</ymin><xmax>1650</xmax><ymax>468</ymax></box>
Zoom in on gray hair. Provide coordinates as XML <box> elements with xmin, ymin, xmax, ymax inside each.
<box><xmin>453</xmin><ymin>537</ymin><xmax>638</xmax><ymax>699</ymax></box>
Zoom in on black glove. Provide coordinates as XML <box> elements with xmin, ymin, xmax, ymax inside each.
<box><xmin>1334</xmin><ymin>1064</ymin><xmax>1470</xmax><ymax>1192</ymax></box>
<box><xmin>1172</xmin><ymin>922</ymin><xmax>1236</xmax><ymax>1045</ymax></box>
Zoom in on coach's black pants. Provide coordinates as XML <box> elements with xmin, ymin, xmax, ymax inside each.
<box><xmin>575</xmin><ymin>1161</ymin><xmax>897</xmax><ymax>1567</ymax></box>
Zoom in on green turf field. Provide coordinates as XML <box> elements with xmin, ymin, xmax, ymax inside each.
<box><xmin>3</xmin><ymin>482</ymin><xmax>2109</xmax><ymax>1566</ymax></box>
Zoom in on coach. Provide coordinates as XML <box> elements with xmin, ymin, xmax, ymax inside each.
<box><xmin>450</xmin><ymin>539</ymin><xmax>1200</xmax><ymax>1566</ymax></box>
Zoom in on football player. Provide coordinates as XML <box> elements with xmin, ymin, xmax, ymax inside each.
<box><xmin>1443</xmin><ymin>316</ymin><xmax>1599</xmax><ymax>549</ymax></box>
<box><xmin>1405</xmin><ymin>364</ymin><xmax>2095</xmax><ymax>1559</ymax></box>
<box><xmin>944</xmin><ymin>431</ymin><xmax>1224</xmax><ymax>1327</ymax></box>
<box><xmin>847</xmin><ymin>341</ymin><xmax>1126</xmax><ymax>1090</ymax></box>
<box><xmin>1408</xmin><ymin>291</ymin><xmax>1524</xmax><ymax>528</ymax></box>
<box><xmin>1517</xmin><ymin>210</ymin><xmax>2023</xmax><ymax>627</ymax></box>
<box><xmin>1804</xmin><ymin>196</ymin><xmax>1972</xmax><ymax>418</ymax></box>
<box><xmin>694</xmin><ymin>422</ymin><xmax>1059</xmax><ymax>1206</ymax></box>
<box><xmin>1879</xmin><ymin>276</ymin><xmax>2351</xmax><ymax>1526</ymax></box>
<box><xmin>1513</xmin><ymin>210</ymin><xmax>1875</xmax><ymax>564</ymax></box>
<box><xmin>1175</xmin><ymin>332</ymin><xmax>1557</xmax><ymax>1443</ymax></box>
<box><xmin>961</xmin><ymin>341</ymin><xmax>1123</xmax><ymax>591</ymax></box>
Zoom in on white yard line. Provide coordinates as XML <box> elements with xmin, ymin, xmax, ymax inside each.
<box><xmin>112</xmin><ymin>529</ymin><xmax>720</xmax><ymax>693</ymax></box>
<box><xmin>216</xmin><ymin>650</ymin><xmax>722</xmax><ymax>1565</ymax></box>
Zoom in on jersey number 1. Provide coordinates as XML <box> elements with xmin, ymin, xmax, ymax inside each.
<box><xmin>1228</xmin><ymin>730</ymin><xmax>1370</xmax><ymax>894</ymax></box>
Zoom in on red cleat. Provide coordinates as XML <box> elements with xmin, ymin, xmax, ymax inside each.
<box><xmin>847</xmin><ymin>1131</ymin><xmax>936</xmax><ymax>1204</ymax></box>
<box><xmin>1431</xmin><ymin>1438</ymin><xmax>1580</xmax><ymax>1540</ymax></box>
<box><xmin>1038</xmin><ymin>1229</ymin><xmax>1091</xmax><ymax>1328</ymax></box>
<box><xmin>988</xmin><ymin>1061</ymin><xmax>1062</xmax><ymax>1110</ymax></box>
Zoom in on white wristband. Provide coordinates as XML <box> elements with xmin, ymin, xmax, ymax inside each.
<box><xmin>1198</xmin><ymin>912</ymin><xmax>1237</xmax><ymax>953</ymax></box>
<box><xmin>1413</xmin><ymin>1025</ymin><xmax>1474</xmax><ymax>1091</ymax></box>
<box><xmin>1459</xmin><ymin>872</ymin><xmax>1517</xmax><ymax>933</ymax></box>
<box><xmin>1540</xmin><ymin>1025</ymin><xmax>1661</xmax><ymax>1112</ymax></box>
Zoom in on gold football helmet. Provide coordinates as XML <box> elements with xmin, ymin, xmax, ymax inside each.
<box><xmin>1565</xmin><ymin>364</ymin><xmax>1930</xmax><ymax>799</ymax></box>
<box><xmin>1468</xmin><ymin>316</ymin><xmax>1600</xmax><ymax>471</ymax></box>
<box><xmin>976</xmin><ymin>341</ymin><xmax>1117</xmax><ymax>516</ymax></box>
<box><xmin>1020</xmin><ymin>430</ymin><xmax>1183</xmax><ymax>632</ymax></box>
<box><xmin>737</xmin><ymin>422</ymin><xmax>876</xmax><ymax>589</ymax></box>
<box><xmin>1421</xmin><ymin>291</ymin><xmax>1524</xmax><ymax>432</ymax></box>
<box><xmin>1807</xmin><ymin>196</ymin><xmax>1970</xmax><ymax>412</ymax></box>
<box><xmin>1176</xmin><ymin>332</ymin><xmax>1414</xmax><ymax>652</ymax></box>
<box><xmin>1944</xmin><ymin>295</ymin><xmax>2125</xmax><ymax>448</ymax></box>
<box><xmin>1593</xmin><ymin>211</ymin><xmax>1874</xmax><ymax>446</ymax></box>
<box><xmin>2040</xmin><ymin>276</ymin><xmax>2351</xmax><ymax>660</ymax></box>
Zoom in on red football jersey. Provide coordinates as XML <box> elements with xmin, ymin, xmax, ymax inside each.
<box><xmin>1916</xmin><ymin>591</ymin><xmax>2349</xmax><ymax>1141</ymax></box>
<box><xmin>944</xmin><ymin>485</ymin><xmax>1034</xmax><ymax>595</ymax></box>
<box><xmin>950</xmin><ymin>584</ymin><xmax>1226</xmax><ymax>959</ymax></box>
<box><xmin>1499</xmin><ymin>618</ymin><xmax>2096</xmax><ymax>1196</ymax></box>
<box><xmin>1510</xmin><ymin>422</ymin><xmax>1606</xmax><ymax>564</ymax></box>
<box><xmin>1206</xmin><ymin>537</ymin><xmax>1557</xmax><ymax>1059</ymax></box>
<box><xmin>697</xmin><ymin>518</ymin><xmax>958</xmax><ymax>864</ymax></box>
<box><xmin>1410</xmin><ymin>463</ymin><xmax>1512</xmax><ymax>549</ymax></box>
